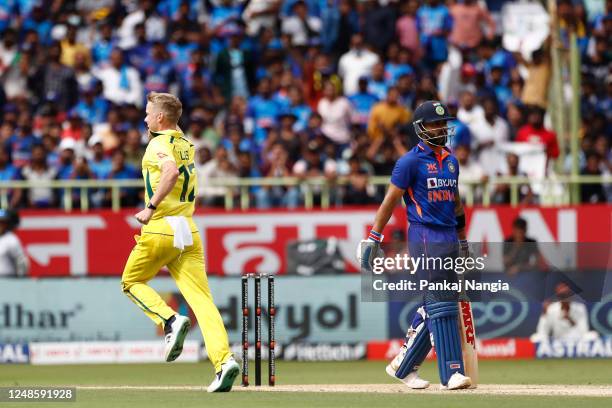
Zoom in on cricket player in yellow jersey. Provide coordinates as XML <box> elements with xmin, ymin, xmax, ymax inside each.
<box><xmin>121</xmin><ymin>92</ymin><xmax>239</xmax><ymax>392</ymax></box>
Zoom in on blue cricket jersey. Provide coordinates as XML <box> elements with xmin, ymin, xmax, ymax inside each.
<box><xmin>390</xmin><ymin>141</ymin><xmax>459</xmax><ymax>228</ymax></box>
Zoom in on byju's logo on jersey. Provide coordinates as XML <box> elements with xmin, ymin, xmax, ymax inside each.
<box><xmin>426</xmin><ymin>163</ymin><xmax>438</xmax><ymax>173</ymax></box>
<box><xmin>427</xmin><ymin>178</ymin><xmax>457</xmax><ymax>189</ymax></box>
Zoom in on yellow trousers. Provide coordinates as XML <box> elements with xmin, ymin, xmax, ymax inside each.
<box><xmin>121</xmin><ymin>230</ymin><xmax>232</xmax><ymax>371</ymax></box>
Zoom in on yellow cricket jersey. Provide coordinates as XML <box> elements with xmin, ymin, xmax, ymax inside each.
<box><xmin>141</xmin><ymin>129</ymin><xmax>197</xmax><ymax>235</ymax></box>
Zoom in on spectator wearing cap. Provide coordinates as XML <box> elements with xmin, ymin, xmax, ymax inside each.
<box><xmin>60</xmin><ymin>24</ymin><xmax>92</xmax><ymax>68</ymax></box>
<box><xmin>28</xmin><ymin>42</ymin><xmax>78</xmax><ymax>111</ymax></box>
<box><xmin>384</xmin><ymin>44</ymin><xmax>414</xmax><ymax>87</ymax></box>
<box><xmin>73</xmin><ymin>81</ymin><xmax>109</xmax><ymax>125</ymax></box>
<box><xmin>416</xmin><ymin>0</ymin><xmax>453</xmax><ymax>67</ymax></box>
<box><xmin>257</xmin><ymin>143</ymin><xmax>300</xmax><ymax>208</ymax></box>
<box><xmin>367</xmin><ymin>87</ymin><xmax>411</xmax><ymax>141</ymax></box>
<box><xmin>246</xmin><ymin>77</ymin><xmax>280</xmax><ymax>145</ymax></box>
<box><xmin>282</xmin><ymin>0</ymin><xmax>322</xmax><ymax>47</ymax></box>
<box><xmin>449</xmin><ymin>0</ymin><xmax>495</xmax><ymax>51</ymax></box>
<box><xmin>317</xmin><ymin>80</ymin><xmax>353</xmax><ymax>146</ymax></box>
<box><xmin>94</xmin><ymin>49</ymin><xmax>143</xmax><ymax>107</ymax></box>
<box><xmin>213</xmin><ymin>25</ymin><xmax>256</xmax><ymax>101</ymax></box>
<box><xmin>367</xmin><ymin>62</ymin><xmax>389</xmax><ymax>101</ymax></box>
<box><xmin>13</xmin><ymin>144</ymin><xmax>57</xmax><ymax>208</ymax></box>
<box><xmin>469</xmin><ymin>97</ymin><xmax>509</xmax><ymax>176</ymax></box>
<box><xmin>516</xmin><ymin>105</ymin><xmax>559</xmax><ymax>160</ymax></box>
<box><xmin>348</xmin><ymin>77</ymin><xmax>379</xmax><ymax>128</ymax></box>
<box><xmin>338</xmin><ymin>33</ymin><xmax>380</xmax><ymax>96</ymax></box>
<box><xmin>396</xmin><ymin>0</ymin><xmax>421</xmax><ymax>62</ymax></box>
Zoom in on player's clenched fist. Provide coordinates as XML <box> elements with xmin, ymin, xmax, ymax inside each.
<box><xmin>135</xmin><ymin>208</ymin><xmax>154</xmax><ymax>225</ymax></box>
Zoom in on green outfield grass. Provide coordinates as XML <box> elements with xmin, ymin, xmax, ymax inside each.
<box><xmin>1</xmin><ymin>360</ymin><xmax>611</xmax><ymax>408</ymax></box>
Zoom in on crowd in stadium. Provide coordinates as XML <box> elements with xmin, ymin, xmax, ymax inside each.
<box><xmin>0</xmin><ymin>0</ymin><xmax>610</xmax><ymax>209</ymax></box>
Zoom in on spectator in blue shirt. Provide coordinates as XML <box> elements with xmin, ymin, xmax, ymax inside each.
<box><xmin>5</xmin><ymin>121</ymin><xmax>37</xmax><ymax>169</ymax></box>
<box><xmin>73</xmin><ymin>82</ymin><xmax>109</xmax><ymax>125</ymax></box>
<box><xmin>20</xmin><ymin>6</ymin><xmax>52</xmax><ymax>45</ymax></box>
<box><xmin>0</xmin><ymin>146</ymin><xmax>16</xmax><ymax>181</ymax></box>
<box><xmin>385</xmin><ymin>44</ymin><xmax>415</xmax><ymax>86</ymax></box>
<box><xmin>92</xmin><ymin>22</ymin><xmax>117</xmax><ymax>67</ymax></box>
<box><xmin>417</xmin><ymin>0</ymin><xmax>452</xmax><ymax>67</ymax></box>
<box><xmin>247</xmin><ymin>77</ymin><xmax>281</xmax><ymax>145</ymax></box>
<box><xmin>488</xmin><ymin>64</ymin><xmax>512</xmax><ymax>116</ymax></box>
<box><xmin>349</xmin><ymin>77</ymin><xmax>379</xmax><ymax>128</ymax></box>
<box><xmin>143</xmin><ymin>42</ymin><xmax>177</xmax><ymax>96</ymax></box>
<box><xmin>105</xmin><ymin>149</ymin><xmax>140</xmax><ymax>207</ymax></box>
<box><xmin>447</xmin><ymin>100</ymin><xmax>471</xmax><ymax>150</ymax></box>
<box><xmin>126</xmin><ymin>23</ymin><xmax>152</xmax><ymax>73</ymax></box>
<box><xmin>368</xmin><ymin>62</ymin><xmax>389</xmax><ymax>101</ymax></box>
<box><xmin>167</xmin><ymin>26</ymin><xmax>198</xmax><ymax>76</ymax></box>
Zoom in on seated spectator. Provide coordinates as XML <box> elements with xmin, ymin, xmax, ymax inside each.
<box><xmin>125</xmin><ymin>23</ymin><xmax>152</xmax><ymax>73</ymax></box>
<box><xmin>503</xmin><ymin>217</ymin><xmax>544</xmax><ymax>276</ymax></box>
<box><xmin>68</xmin><ymin>157</ymin><xmax>96</xmax><ymax>208</ymax></box>
<box><xmin>28</xmin><ymin>42</ymin><xmax>78</xmax><ymax>111</ymax></box>
<box><xmin>530</xmin><ymin>282</ymin><xmax>599</xmax><ymax>342</ymax></box>
<box><xmin>73</xmin><ymin>81</ymin><xmax>109</xmax><ymax>125</ymax></box>
<box><xmin>492</xmin><ymin>153</ymin><xmax>534</xmax><ymax>204</ymax></box>
<box><xmin>246</xmin><ymin>77</ymin><xmax>280</xmax><ymax>145</ymax></box>
<box><xmin>348</xmin><ymin>77</ymin><xmax>379</xmax><ymax>128</ymax></box>
<box><xmin>282</xmin><ymin>0</ymin><xmax>321</xmax><ymax>47</ymax></box>
<box><xmin>168</xmin><ymin>27</ymin><xmax>198</xmax><ymax>76</ymax></box>
<box><xmin>292</xmin><ymin>141</ymin><xmax>337</xmax><ymax>205</ymax></box>
<box><xmin>286</xmin><ymin>86</ymin><xmax>312</xmax><ymax>132</ymax></box>
<box><xmin>455</xmin><ymin>144</ymin><xmax>487</xmax><ymax>203</ymax></box>
<box><xmin>338</xmin><ymin>33</ymin><xmax>379</xmax><ymax>96</ymax></box>
<box><xmin>469</xmin><ymin>97</ymin><xmax>509</xmax><ymax>176</ymax></box>
<box><xmin>5</xmin><ymin>119</ymin><xmax>37</xmax><ymax>169</ymax></box>
<box><xmin>396</xmin><ymin>73</ymin><xmax>416</xmax><ymax>108</ymax></box>
<box><xmin>342</xmin><ymin>155</ymin><xmax>377</xmax><ymax>205</ymax></box>
<box><xmin>317</xmin><ymin>80</ymin><xmax>352</xmax><ymax>146</ymax></box>
<box><xmin>257</xmin><ymin>144</ymin><xmax>299</xmax><ymax>208</ymax></box>
<box><xmin>94</xmin><ymin>49</ymin><xmax>144</xmax><ymax>108</ymax></box>
<box><xmin>14</xmin><ymin>144</ymin><xmax>57</xmax><ymax>208</ymax></box>
<box><xmin>367</xmin><ymin>87</ymin><xmax>411</xmax><ymax>141</ymax></box>
<box><xmin>384</xmin><ymin>43</ymin><xmax>414</xmax><ymax>86</ymax></box>
<box><xmin>92</xmin><ymin>21</ymin><xmax>118</xmax><ymax>67</ymax></box>
<box><xmin>104</xmin><ymin>150</ymin><xmax>140</xmax><ymax>207</ymax></box>
<box><xmin>124</xmin><ymin>129</ymin><xmax>146</xmax><ymax>171</ymax></box>
<box><xmin>516</xmin><ymin>105</ymin><xmax>559</xmax><ymax>161</ymax></box>
<box><xmin>447</xmin><ymin>100</ymin><xmax>471</xmax><ymax>150</ymax></box>
<box><xmin>86</xmin><ymin>136</ymin><xmax>112</xmax><ymax>180</ymax></box>
<box><xmin>197</xmin><ymin>146</ymin><xmax>238</xmax><ymax>207</ymax></box>
<box><xmin>580</xmin><ymin>151</ymin><xmax>607</xmax><ymax>203</ymax></box>
<box><xmin>142</xmin><ymin>42</ymin><xmax>177</xmax><ymax>97</ymax></box>
<box><xmin>417</xmin><ymin>0</ymin><xmax>452</xmax><ymax>67</ymax></box>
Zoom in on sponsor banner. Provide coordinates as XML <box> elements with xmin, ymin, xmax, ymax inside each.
<box><xmin>224</xmin><ymin>342</ymin><xmax>366</xmax><ymax>362</ymax></box>
<box><xmin>0</xmin><ymin>343</ymin><xmax>30</xmax><ymax>364</ymax></box>
<box><xmin>366</xmin><ymin>338</ymin><xmax>536</xmax><ymax>360</ymax></box>
<box><xmin>14</xmin><ymin>206</ymin><xmax>612</xmax><ymax>277</ymax></box>
<box><xmin>0</xmin><ymin>276</ymin><xmax>386</xmax><ymax>344</ymax></box>
<box><xmin>535</xmin><ymin>337</ymin><xmax>612</xmax><ymax>359</ymax></box>
<box><xmin>388</xmin><ymin>297</ymin><xmax>612</xmax><ymax>339</ymax></box>
<box><xmin>29</xmin><ymin>341</ymin><xmax>200</xmax><ymax>365</ymax></box>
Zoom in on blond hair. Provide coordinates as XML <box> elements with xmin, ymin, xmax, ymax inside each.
<box><xmin>147</xmin><ymin>92</ymin><xmax>183</xmax><ymax>124</ymax></box>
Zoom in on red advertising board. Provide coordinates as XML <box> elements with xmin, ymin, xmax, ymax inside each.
<box><xmin>14</xmin><ymin>205</ymin><xmax>612</xmax><ymax>277</ymax></box>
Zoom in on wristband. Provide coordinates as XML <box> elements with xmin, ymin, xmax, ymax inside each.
<box><xmin>368</xmin><ymin>230</ymin><xmax>384</xmax><ymax>242</ymax></box>
<box><xmin>147</xmin><ymin>202</ymin><xmax>157</xmax><ymax>210</ymax></box>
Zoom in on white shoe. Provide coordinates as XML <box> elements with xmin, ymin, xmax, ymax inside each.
<box><xmin>164</xmin><ymin>315</ymin><xmax>191</xmax><ymax>362</ymax></box>
<box><xmin>386</xmin><ymin>364</ymin><xmax>430</xmax><ymax>389</ymax></box>
<box><xmin>207</xmin><ymin>357</ymin><xmax>240</xmax><ymax>393</ymax></box>
<box><xmin>446</xmin><ymin>372</ymin><xmax>472</xmax><ymax>390</ymax></box>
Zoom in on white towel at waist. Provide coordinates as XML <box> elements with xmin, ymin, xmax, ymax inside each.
<box><xmin>164</xmin><ymin>216</ymin><xmax>193</xmax><ymax>250</ymax></box>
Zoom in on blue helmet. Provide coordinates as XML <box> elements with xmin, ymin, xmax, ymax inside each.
<box><xmin>412</xmin><ymin>100</ymin><xmax>455</xmax><ymax>146</ymax></box>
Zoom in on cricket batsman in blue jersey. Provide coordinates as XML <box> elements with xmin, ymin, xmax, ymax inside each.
<box><xmin>358</xmin><ymin>100</ymin><xmax>472</xmax><ymax>390</ymax></box>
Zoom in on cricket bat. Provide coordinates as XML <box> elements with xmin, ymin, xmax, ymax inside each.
<box><xmin>458</xmin><ymin>298</ymin><xmax>478</xmax><ymax>388</ymax></box>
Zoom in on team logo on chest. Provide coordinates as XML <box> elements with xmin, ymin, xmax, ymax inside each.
<box><xmin>426</xmin><ymin>163</ymin><xmax>438</xmax><ymax>173</ymax></box>
<box><xmin>447</xmin><ymin>161</ymin><xmax>456</xmax><ymax>173</ymax></box>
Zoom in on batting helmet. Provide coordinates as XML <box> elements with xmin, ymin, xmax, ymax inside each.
<box><xmin>412</xmin><ymin>100</ymin><xmax>455</xmax><ymax>147</ymax></box>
